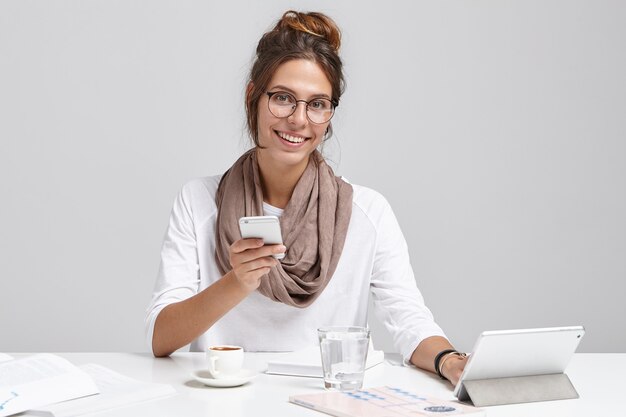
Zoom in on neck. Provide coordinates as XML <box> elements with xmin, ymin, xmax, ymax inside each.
<box><xmin>256</xmin><ymin>150</ymin><xmax>310</xmax><ymax>209</ymax></box>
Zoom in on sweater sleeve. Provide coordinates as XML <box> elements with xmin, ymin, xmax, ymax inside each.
<box><xmin>368</xmin><ymin>193</ymin><xmax>446</xmax><ymax>363</ymax></box>
<box><xmin>144</xmin><ymin>181</ymin><xmax>201</xmax><ymax>353</ymax></box>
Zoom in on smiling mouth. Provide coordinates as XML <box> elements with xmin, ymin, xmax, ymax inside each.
<box><xmin>275</xmin><ymin>130</ymin><xmax>309</xmax><ymax>144</ymax></box>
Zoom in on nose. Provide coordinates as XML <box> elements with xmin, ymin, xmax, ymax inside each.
<box><xmin>287</xmin><ymin>101</ymin><xmax>308</xmax><ymax>127</ymax></box>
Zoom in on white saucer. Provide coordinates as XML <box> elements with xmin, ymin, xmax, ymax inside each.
<box><xmin>193</xmin><ymin>369</ymin><xmax>257</xmax><ymax>388</ymax></box>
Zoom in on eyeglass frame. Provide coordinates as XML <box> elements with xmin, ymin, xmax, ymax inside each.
<box><xmin>265</xmin><ymin>91</ymin><xmax>338</xmax><ymax>124</ymax></box>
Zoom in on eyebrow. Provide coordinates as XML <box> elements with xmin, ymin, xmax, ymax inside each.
<box><xmin>269</xmin><ymin>85</ymin><xmax>332</xmax><ymax>100</ymax></box>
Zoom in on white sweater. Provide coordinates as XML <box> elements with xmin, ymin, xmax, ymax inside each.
<box><xmin>145</xmin><ymin>175</ymin><xmax>445</xmax><ymax>361</ymax></box>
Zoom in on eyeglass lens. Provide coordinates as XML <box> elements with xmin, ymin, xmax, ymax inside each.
<box><xmin>268</xmin><ymin>92</ymin><xmax>334</xmax><ymax>124</ymax></box>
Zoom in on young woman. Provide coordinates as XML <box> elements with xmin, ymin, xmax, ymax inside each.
<box><xmin>146</xmin><ymin>10</ymin><xmax>467</xmax><ymax>386</ymax></box>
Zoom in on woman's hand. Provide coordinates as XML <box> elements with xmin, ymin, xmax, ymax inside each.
<box><xmin>229</xmin><ymin>238</ymin><xmax>285</xmax><ymax>292</ymax></box>
<box><xmin>441</xmin><ymin>353</ymin><xmax>469</xmax><ymax>386</ymax></box>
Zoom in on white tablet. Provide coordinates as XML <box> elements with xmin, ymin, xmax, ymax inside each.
<box><xmin>454</xmin><ymin>326</ymin><xmax>585</xmax><ymax>401</ymax></box>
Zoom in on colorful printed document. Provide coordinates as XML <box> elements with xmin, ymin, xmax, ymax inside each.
<box><xmin>290</xmin><ymin>386</ymin><xmax>485</xmax><ymax>417</ymax></box>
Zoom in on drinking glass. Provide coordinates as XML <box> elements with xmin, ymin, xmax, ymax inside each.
<box><xmin>318</xmin><ymin>326</ymin><xmax>370</xmax><ymax>391</ymax></box>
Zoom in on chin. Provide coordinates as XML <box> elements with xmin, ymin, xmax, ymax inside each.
<box><xmin>274</xmin><ymin>149</ymin><xmax>313</xmax><ymax>165</ymax></box>
<box><xmin>259</xmin><ymin>146</ymin><xmax>311</xmax><ymax>168</ymax></box>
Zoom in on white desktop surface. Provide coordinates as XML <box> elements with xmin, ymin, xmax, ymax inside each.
<box><xmin>9</xmin><ymin>352</ymin><xmax>624</xmax><ymax>417</ymax></box>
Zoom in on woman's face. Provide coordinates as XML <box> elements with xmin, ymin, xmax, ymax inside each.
<box><xmin>256</xmin><ymin>59</ymin><xmax>333</xmax><ymax>170</ymax></box>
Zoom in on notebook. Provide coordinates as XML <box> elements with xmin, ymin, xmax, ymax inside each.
<box><xmin>266</xmin><ymin>346</ymin><xmax>384</xmax><ymax>377</ymax></box>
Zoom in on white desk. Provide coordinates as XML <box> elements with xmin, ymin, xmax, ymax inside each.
<box><xmin>10</xmin><ymin>352</ymin><xmax>625</xmax><ymax>417</ymax></box>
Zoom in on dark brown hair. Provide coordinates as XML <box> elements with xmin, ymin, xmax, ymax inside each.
<box><xmin>246</xmin><ymin>10</ymin><xmax>345</xmax><ymax>146</ymax></box>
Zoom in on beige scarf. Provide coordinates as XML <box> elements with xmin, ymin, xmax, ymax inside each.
<box><xmin>215</xmin><ymin>149</ymin><xmax>353</xmax><ymax>308</ymax></box>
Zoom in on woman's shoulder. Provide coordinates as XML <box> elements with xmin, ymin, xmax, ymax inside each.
<box><xmin>340</xmin><ymin>177</ymin><xmax>392</xmax><ymax>222</ymax></box>
<box><xmin>180</xmin><ymin>174</ymin><xmax>222</xmax><ymax>197</ymax></box>
<box><xmin>176</xmin><ymin>175</ymin><xmax>223</xmax><ymax>218</ymax></box>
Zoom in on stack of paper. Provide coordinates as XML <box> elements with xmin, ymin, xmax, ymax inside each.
<box><xmin>266</xmin><ymin>346</ymin><xmax>385</xmax><ymax>377</ymax></box>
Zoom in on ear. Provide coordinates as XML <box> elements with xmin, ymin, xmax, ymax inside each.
<box><xmin>323</xmin><ymin>124</ymin><xmax>331</xmax><ymax>141</ymax></box>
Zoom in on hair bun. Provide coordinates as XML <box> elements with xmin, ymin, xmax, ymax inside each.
<box><xmin>276</xmin><ymin>10</ymin><xmax>341</xmax><ymax>52</ymax></box>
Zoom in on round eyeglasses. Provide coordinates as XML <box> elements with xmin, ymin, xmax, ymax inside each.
<box><xmin>266</xmin><ymin>91</ymin><xmax>337</xmax><ymax>124</ymax></box>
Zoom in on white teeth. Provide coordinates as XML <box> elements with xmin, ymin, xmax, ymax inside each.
<box><xmin>278</xmin><ymin>131</ymin><xmax>306</xmax><ymax>143</ymax></box>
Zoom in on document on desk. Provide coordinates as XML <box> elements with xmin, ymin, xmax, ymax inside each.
<box><xmin>0</xmin><ymin>353</ymin><xmax>14</xmax><ymax>363</ymax></box>
<box><xmin>290</xmin><ymin>386</ymin><xmax>485</xmax><ymax>417</ymax></box>
<box><xmin>0</xmin><ymin>354</ymin><xmax>99</xmax><ymax>417</ymax></box>
<box><xmin>27</xmin><ymin>364</ymin><xmax>177</xmax><ymax>417</ymax></box>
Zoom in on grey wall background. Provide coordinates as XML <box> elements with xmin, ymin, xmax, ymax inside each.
<box><xmin>1</xmin><ymin>0</ymin><xmax>624</xmax><ymax>353</ymax></box>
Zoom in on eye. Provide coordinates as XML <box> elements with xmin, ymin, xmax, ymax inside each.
<box><xmin>310</xmin><ymin>99</ymin><xmax>330</xmax><ymax>110</ymax></box>
<box><xmin>273</xmin><ymin>93</ymin><xmax>295</xmax><ymax>105</ymax></box>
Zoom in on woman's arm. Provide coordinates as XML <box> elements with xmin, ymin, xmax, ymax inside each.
<box><xmin>362</xmin><ymin>190</ymin><xmax>467</xmax><ymax>385</ymax></box>
<box><xmin>152</xmin><ymin>271</ymin><xmax>248</xmax><ymax>357</ymax></box>
<box><xmin>151</xmin><ymin>239</ymin><xmax>285</xmax><ymax>357</ymax></box>
<box><xmin>410</xmin><ymin>335</ymin><xmax>468</xmax><ymax>386</ymax></box>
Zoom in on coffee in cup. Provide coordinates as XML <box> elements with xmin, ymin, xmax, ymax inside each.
<box><xmin>206</xmin><ymin>345</ymin><xmax>244</xmax><ymax>379</ymax></box>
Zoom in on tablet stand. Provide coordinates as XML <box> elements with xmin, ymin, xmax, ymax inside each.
<box><xmin>461</xmin><ymin>373</ymin><xmax>579</xmax><ymax>407</ymax></box>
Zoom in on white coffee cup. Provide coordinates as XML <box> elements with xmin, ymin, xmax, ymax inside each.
<box><xmin>206</xmin><ymin>345</ymin><xmax>244</xmax><ymax>379</ymax></box>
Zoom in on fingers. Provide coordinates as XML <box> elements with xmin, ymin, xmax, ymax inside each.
<box><xmin>231</xmin><ymin>238</ymin><xmax>264</xmax><ymax>254</ymax></box>
<box><xmin>241</xmin><ymin>256</ymin><xmax>279</xmax><ymax>272</ymax></box>
<box><xmin>230</xmin><ymin>254</ymin><xmax>278</xmax><ymax>292</ymax></box>
<box><xmin>230</xmin><ymin>239</ymin><xmax>286</xmax><ymax>266</ymax></box>
<box><xmin>228</xmin><ymin>239</ymin><xmax>286</xmax><ymax>291</ymax></box>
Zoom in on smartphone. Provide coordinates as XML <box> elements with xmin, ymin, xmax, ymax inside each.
<box><xmin>238</xmin><ymin>215</ymin><xmax>285</xmax><ymax>260</ymax></box>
